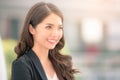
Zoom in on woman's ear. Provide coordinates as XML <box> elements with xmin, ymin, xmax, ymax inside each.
<box><xmin>29</xmin><ymin>24</ymin><xmax>35</xmax><ymax>35</ymax></box>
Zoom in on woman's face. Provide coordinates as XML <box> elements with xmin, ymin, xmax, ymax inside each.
<box><xmin>29</xmin><ymin>13</ymin><xmax>63</xmax><ymax>50</ymax></box>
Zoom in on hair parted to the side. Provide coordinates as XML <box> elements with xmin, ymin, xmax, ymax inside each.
<box><xmin>15</xmin><ymin>2</ymin><xmax>78</xmax><ymax>80</ymax></box>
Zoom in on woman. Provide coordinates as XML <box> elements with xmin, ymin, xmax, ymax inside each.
<box><xmin>12</xmin><ymin>2</ymin><xmax>78</xmax><ymax>80</ymax></box>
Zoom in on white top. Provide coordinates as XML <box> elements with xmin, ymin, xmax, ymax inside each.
<box><xmin>46</xmin><ymin>73</ymin><xmax>59</xmax><ymax>80</ymax></box>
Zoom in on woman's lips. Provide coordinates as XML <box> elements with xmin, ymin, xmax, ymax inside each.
<box><xmin>48</xmin><ymin>39</ymin><xmax>58</xmax><ymax>44</ymax></box>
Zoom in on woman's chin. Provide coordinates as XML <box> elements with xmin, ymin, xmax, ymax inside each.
<box><xmin>48</xmin><ymin>45</ymin><xmax>56</xmax><ymax>50</ymax></box>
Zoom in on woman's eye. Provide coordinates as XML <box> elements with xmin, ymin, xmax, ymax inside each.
<box><xmin>46</xmin><ymin>26</ymin><xmax>52</xmax><ymax>29</ymax></box>
<box><xmin>59</xmin><ymin>26</ymin><xmax>63</xmax><ymax>30</ymax></box>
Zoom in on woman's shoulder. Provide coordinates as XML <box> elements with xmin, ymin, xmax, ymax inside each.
<box><xmin>11</xmin><ymin>52</ymin><xmax>34</xmax><ymax>80</ymax></box>
<box><xmin>12</xmin><ymin>52</ymin><xmax>31</xmax><ymax>67</ymax></box>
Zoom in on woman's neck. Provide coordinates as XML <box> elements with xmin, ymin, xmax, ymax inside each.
<box><xmin>32</xmin><ymin>45</ymin><xmax>49</xmax><ymax>63</ymax></box>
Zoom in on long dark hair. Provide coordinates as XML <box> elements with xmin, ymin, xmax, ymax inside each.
<box><xmin>15</xmin><ymin>2</ymin><xmax>78</xmax><ymax>80</ymax></box>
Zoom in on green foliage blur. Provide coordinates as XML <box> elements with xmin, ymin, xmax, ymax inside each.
<box><xmin>2</xmin><ymin>39</ymin><xmax>17</xmax><ymax>80</ymax></box>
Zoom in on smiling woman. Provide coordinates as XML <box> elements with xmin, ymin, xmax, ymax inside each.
<box><xmin>29</xmin><ymin>13</ymin><xmax>63</xmax><ymax>50</ymax></box>
<box><xmin>12</xmin><ymin>2</ymin><xmax>78</xmax><ymax>80</ymax></box>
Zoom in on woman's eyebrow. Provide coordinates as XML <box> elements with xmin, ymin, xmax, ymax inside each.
<box><xmin>46</xmin><ymin>23</ymin><xmax>63</xmax><ymax>26</ymax></box>
<box><xmin>46</xmin><ymin>23</ymin><xmax>54</xmax><ymax>26</ymax></box>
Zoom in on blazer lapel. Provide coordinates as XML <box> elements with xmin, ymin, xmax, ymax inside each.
<box><xmin>27</xmin><ymin>49</ymin><xmax>47</xmax><ymax>80</ymax></box>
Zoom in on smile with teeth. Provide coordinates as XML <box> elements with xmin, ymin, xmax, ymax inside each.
<box><xmin>48</xmin><ymin>39</ymin><xmax>57</xmax><ymax>44</ymax></box>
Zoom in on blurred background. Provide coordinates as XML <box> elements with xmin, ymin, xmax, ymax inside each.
<box><xmin>0</xmin><ymin>0</ymin><xmax>120</xmax><ymax>80</ymax></box>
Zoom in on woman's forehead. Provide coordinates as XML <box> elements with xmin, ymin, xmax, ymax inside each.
<box><xmin>41</xmin><ymin>13</ymin><xmax>62</xmax><ymax>25</ymax></box>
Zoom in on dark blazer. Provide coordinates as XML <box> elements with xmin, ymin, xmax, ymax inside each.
<box><xmin>12</xmin><ymin>49</ymin><xmax>48</xmax><ymax>80</ymax></box>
